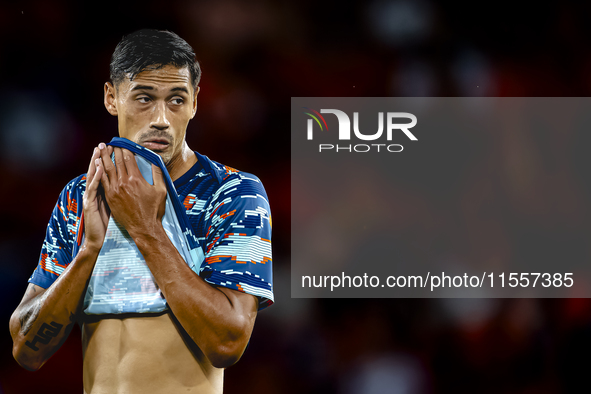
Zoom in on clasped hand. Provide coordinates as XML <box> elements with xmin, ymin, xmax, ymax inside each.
<box><xmin>83</xmin><ymin>143</ymin><xmax>167</xmax><ymax>249</ymax></box>
<box><xmin>99</xmin><ymin>143</ymin><xmax>167</xmax><ymax>236</ymax></box>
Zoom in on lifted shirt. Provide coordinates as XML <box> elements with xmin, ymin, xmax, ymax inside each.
<box><xmin>28</xmin><ymin>149</ymin><xmax>274</xmax><ymax>310</ymax></box>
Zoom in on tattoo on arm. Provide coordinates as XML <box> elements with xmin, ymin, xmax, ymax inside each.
<box><xmin>24</xmin><ymin>322</ymin><xmax>64</xmax><ymax>351</ymax></box>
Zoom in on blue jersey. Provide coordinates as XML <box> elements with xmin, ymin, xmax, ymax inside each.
<box><xmin>29</xmin><ymin>151</ymin><xmax>274</xmax><ymax>310</ymax></box>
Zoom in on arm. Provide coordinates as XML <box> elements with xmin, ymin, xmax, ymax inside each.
<box><xmin>135</xmin><ymin>229</ymin><xmax>258</xmax><ymax>368</ymax></box>
<box><xmin>98</xmin><ymin>145</ymin><xmax>258</xmax><ymax>368</ymax></box>
<box><xmin>9</xmin><ymin>246</ymin><xmax>99</xmax><ymax>370</ymax></box>
<box><xmin>9</xmin><ymin>146</ymin><xmax>112</xmax><ymax>370</ymax></box>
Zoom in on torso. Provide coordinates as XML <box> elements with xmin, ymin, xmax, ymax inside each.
<box><xmin>81</xmin><ymin>313</ymin><xmax>223</xmax><ymax>394</ymax></box>
<box><xmin>29</xmin><ymin>152</ymin><xmax>273</xmax><ymax>392</ymax></box>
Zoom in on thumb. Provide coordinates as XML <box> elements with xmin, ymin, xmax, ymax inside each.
<box><xmin>152</xmin><ymin>164</ymin><xmax>166</xmax><ymax>220</ymax></box>
<box><xmin>151</xmin><ymin>164</ymin><xmax>165</xmax><ymax>189</ymax></box>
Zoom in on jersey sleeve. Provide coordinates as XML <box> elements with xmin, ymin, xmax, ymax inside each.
<box><xmin>199</xmin><ymin>171</ymin><xmax>274</xmax><ymax>310</ymax></box>
<box><xmin>28</xmin><ymin>176</ymin><xmax>85</xmax><ymax>289</ymax></box>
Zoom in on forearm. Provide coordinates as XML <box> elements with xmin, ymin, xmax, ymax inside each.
<box><xmin>9</xmin><ymin>245</ymin><xmax>99</xmax><ymax>370</ymax></box>
<box><xmin>133</xmin><ymin>227</ymin><xmax>256</xmax><ymax>368</ymax></box>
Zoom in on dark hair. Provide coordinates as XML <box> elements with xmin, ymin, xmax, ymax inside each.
<box><xmin>110</xmin><ymin>29</ymin><xmax>201</xmax><ymax>90</ymax></box>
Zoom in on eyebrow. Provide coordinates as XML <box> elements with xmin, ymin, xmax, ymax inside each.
<box><xmin>171</xmin><ymin>87</ymin><xmax>190</xmax><ymax>94</ymax></box>
<box><xmin>131</xmin><ymin>85</ymin><xmax>190</xmax><ymax>94</ymax></box>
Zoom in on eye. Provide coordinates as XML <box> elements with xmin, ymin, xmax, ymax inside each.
<box><xmin>170</xmin><ymin>97</ymin><xmax>185</xmax><ymax>105</ymax></box>
<box><xmin>136</xmin><ymin>96</ymin><xmax>151</xmax><ymax>103</ymax></box>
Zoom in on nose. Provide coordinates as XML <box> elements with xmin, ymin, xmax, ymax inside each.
<box><xmin>150</xmin><ymin>101</ymin><xmax>170</xmax><ymax>130</ymax></box>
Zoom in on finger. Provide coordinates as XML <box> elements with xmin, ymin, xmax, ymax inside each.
<box><xmin>86</xmin><ymin>147</ymin><xmax>99</xmax><ymax>183</ymax></box>
<box><xmin>107</xmin><ymin>145</ymin><xmax>114</xmax><ymax>157</ymax></box>
<box><xmin>99</xmin><ymin>194</ymin><xmax>111</xmax><ymax>223</ymax></box>
<box><xmin>94</xmin><ymin>155</ymin><xmax>110</xmax><ymax>190</ymax></box>
<box><xmin>85</xmin><ymin>158</ymin><xmax>103</xmax><ymax>204</ymax></box>
<box><xmin>122</xmin><ymin>148</ymin><xmax>141</xmax><ymax>178</ymax></box>
<box><xmin>98</xmin><ymin>142</ymin><xmax>116</xmax><ymax>182</ymax></box>
<box><xmin>152</xmin><ymin>164</ymin><xmax>166</xmax><ymax>191</ymax></box>
<box><xmin>152</xmin><ymin>164</ymin><xmax>167</xmax><ymax>219</ymax></box>
<box><xmin>114</xmin><ymin>147</ymin><xmax>127</xmax><ymax>180</ymax></box>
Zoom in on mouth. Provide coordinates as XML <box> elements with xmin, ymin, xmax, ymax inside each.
<box><xmin>140</xmin><ymin>137</ymin><xmax>170</xmax><ymax>152</ymax></box>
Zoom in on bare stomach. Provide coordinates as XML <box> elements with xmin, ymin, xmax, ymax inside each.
<box><xmin>81</xmin><ymin>312</ymin><xmax>223</xmax><ymax>394</ymax></box>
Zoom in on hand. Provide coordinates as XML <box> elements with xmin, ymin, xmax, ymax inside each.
<box><xmin>96</xmin><ymin>144</ymin><xmax>166</xmax><ymax>237</ymax></box>
<box><xmin>82</xmin><ymin>145</ymin><xmax>113</xmax><ymax>251</ymax></box>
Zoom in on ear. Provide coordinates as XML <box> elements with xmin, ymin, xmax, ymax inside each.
<box><xmin>104</xmin><ymin>82</ymin><xmax>118</xmax><ymax>116</ymax></box>
<box><xmin>191</xmin><ymin>86</ymin><xmax>200</xmax><ymax>119</ymax></box>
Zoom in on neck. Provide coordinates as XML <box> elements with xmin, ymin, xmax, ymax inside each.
<box><xmin>166</xmin><ymin>143</ymin><xmax>197</xmax><ymax>181</ymax></box>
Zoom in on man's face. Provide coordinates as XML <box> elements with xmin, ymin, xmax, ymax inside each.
<box><xmin>104</xmin><ymin>64</ymin><xmax>198</xmax><ymax>166</ymax></box>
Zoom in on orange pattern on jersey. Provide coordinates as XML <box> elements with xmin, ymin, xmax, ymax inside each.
<box><xmin>205</xmin><ymin>255</ymin><xmax>232</xmax><ymax>264</ymax></box>
<box><xmin>223</xmin><ymin>165</ymin><xmax>239</xmax><ymax>180</ymax></box>
<box><xmin>183</xmin><ymin>195</ymin><xmax>196</xmax><ymax>210</ymax></box>
<box><xmin>220</xmin><ymin>209</ymin><xmax>236</xmax><ymax>220</ymax></box>
<box><xmin>66</xmin><ymin>191</ymin><xmax>78</xmax><ymax>214</ymax></box>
